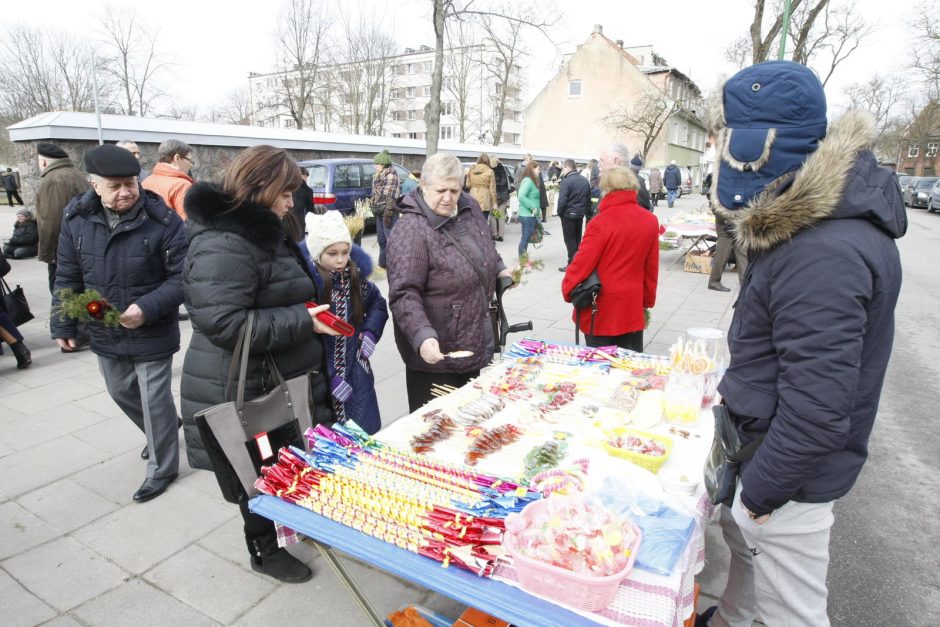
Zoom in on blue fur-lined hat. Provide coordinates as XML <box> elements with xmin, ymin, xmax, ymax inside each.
<box><xmin>711</xmin><ymin>61</ymin><xmax>828</xmax><ymax>211</ymax></box>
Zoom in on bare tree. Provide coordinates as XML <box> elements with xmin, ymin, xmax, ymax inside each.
<box><xmin>215</xmin><ymin>87</ymin><xmax>253</xmax><ymax>125</ymax></box>
<box><xmin>913</xmin><ymin>1</ymin><xmax>940</xmax><ymax>100</ymax></box>
<box><xmin>0</xmin><ymin>25</ymin><xmax>103</xmax><ymax>120</ymax></box>
<box><xmin>723</xmin><ymin>36</ymin><xmax>753</xmax><ymax>70</ymax></box>
<box><xmin>480</xmin><ymin>13</ymin><xmax>525</xmax><ymax>147</ymax></box>
<box><xmin>273</xmin><ymin>0</ymin><xmax>331</xmax><ymax>130</ymax></box>
<box><xmin>844</xmin><ymin>75</ymin><xmax>906</xmax><ymax>156</ymax></box>
<box><xmin>601</xmin><ymin>91</ymin><xmax>679</xmax><ymax>160</ymax></box>
<box><xmin>331</xmin><ymin>11</ymin><xmax>399</xmax><ymax>135</ymax></box>
<box><xmin>97</xmin><ymin>5</ymin><xmax>169</xmax><ymax>116</ymax></box>
<box><xmin>444</xmin><ymin>20</ymin><xmax>481</xmax><ymax>142</ymax></box>
<box><xmin>424</xmin><ymin>0</ymin><xmax>559</xmax><ymax>155</ymax></box>
<box><xmin>790</xmin><ymin>1</ymin><xmax>870</xmax><ymax>86</ymax></box>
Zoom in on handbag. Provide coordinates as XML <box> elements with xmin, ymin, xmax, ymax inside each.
<box><xmin>529</xmin><ymin>220</ymin><xmax>544</xmax><ymax>245</ymax></box>
<box><xmin>703</xmin><ymin>404</ymin><xmax>766</xmax><ymax>507</ymax></box>
<box><xmin>567</xmin><ymin>270</ymin><xmax>600</xmax><ymax>344</ymax></box>
<box><xmin>1</xmin><ymin>276</ymin><xmax>34</xmax><ymax>326</ymax></box>
<box><xmin>195</xmin><ymin>312</ymin><xmax>315</xmax><ymax>497</ymax></box>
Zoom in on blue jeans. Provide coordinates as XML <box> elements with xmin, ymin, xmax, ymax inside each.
<box><xmin>375</xmin><ymin>212</ymin><xmax>399</xmax><ymax>268</ymax></box>
<box><xmin>667</xmin><ymin>189</ymin><xmax>678</xmax><ymax>208</ymax></box>
<box><xmin>518</xmin><ymin>216</ymin><xmax>537</xmax><ymax>258</ymax></box>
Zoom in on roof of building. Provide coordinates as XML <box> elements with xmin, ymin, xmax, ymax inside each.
<box><xmin>7</xmin><ymin>111</ymin><xmax>588</xmax><ymax>162</ymax></box>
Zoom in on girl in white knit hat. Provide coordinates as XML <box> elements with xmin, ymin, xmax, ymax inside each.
<box><xmin>302</xmin><ymin>211</ymin><xmax>388</xmax><ymax>434</ymax></box>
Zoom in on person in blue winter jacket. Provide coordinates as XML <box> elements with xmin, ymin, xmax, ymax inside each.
<box><xmin>300</xmin><ymin>211</ymin><xmax>389</xmax><ymax>434</ymax></box>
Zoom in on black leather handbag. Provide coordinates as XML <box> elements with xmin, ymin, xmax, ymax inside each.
<box><xmin>567</xmin><ymin>270</ymin><xmax>600</xmax><ymax>344</ymax></box>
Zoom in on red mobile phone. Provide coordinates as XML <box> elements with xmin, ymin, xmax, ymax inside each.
<box><xmin>305</xmin><ymin>302</ymin><xmax>355</xmax><ymax>337</ymax></box>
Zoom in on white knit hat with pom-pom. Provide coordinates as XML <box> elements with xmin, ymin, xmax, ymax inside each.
<box><xmin>305</xmin><ymin>210</ymin><xmax>352</xmax><ymax>263</ymax></box>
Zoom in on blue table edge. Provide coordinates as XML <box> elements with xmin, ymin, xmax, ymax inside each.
<box><xmin>249</xmin><ymin>494</ymin><xmax>603</xmax><ymax>627</ymax></box>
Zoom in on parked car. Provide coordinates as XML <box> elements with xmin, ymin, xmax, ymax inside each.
<box><xmin>298</xmin><ymin>158</ymin><xmax>415</xmax><ymax>215</ymax></box>
<box><xmin>677</xmin><ymin>166</ymin><xmax>693</xmax><ymax>196</ymax></box>
<box><xmin>901</xmin><ymin>176</ymin><xmax>921</xmax><ymax>206</ymax></box>
<box><xmin>460</xmin><ymin>161</ymin><xmax>516</xmax><ymax>193</ymax></box>
<box><xmin>927</xmin><ymin>179</ymin><xmax>940</xmax><ymax>213</ymax></box>
<box><xmin>909</xmin><ymin>176</ymin><xmax>938</xmax><ymax>209</ymax></box>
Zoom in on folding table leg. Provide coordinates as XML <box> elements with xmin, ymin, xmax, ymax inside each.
<box><xmin>307</xmin><ymin>539</ymin><xmax>385</xmax><ymax>626</ymax></box>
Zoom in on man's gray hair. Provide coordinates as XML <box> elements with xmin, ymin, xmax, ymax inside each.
<box><xmin>563</xmin><ymin>158</ymin><xmax>576</xmax><ymax>170</ymax></box>
<box><xmin>605</xmin><ymin>143</ymin><xmax>631</xmax><ymax>164</ymax></box>
<box><xmin>420</xmin><ymin>153</ymin><xmax>463</xmax><ymax>185</ymax></box>
<box><xmin>116</xmin><ymin>140</ymin><xmax>138</xmax><ymax>149</ymax></box>
<box><xmin>156</xmin><ymin>139</ymin><xmax>193</xmax><ymax>164</ymax></box>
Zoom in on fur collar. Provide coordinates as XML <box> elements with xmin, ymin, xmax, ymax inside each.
<box><xmin>184</xmin><ymin>182</ymin><xmax>287</xmax><ymax>251</ymax></box>
<box><xmin>710</xmin><ymin>109</ymin><xmax>876</xmax><ymax>252</ymax></box>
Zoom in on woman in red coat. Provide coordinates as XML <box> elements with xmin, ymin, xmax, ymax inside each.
<box><xmin>561</xmin><ymin>166</ymin><xmax>659</xmax><ymax>351</ymax></box>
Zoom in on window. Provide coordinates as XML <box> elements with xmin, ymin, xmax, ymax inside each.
<box><xmin>421</xmin><ymin>85</ymin><xmax>432</xmax><ymax>97</ymax></box>
<box><xmin>408</xmin><ymin>132</ymin><xmax>419</xmax><ymax>139</ymax></box>
<box><xmin>361</xmin><ymin>163</ymin><xmax>376</xmax><ymax>188</ymax></box>
<box><xmin>408</xmin><ymin>109</ymin><xmax>417</xmax><ymax>121</ymax></box>
<box><xmin>568</xmin><ymin>80</ymin><xmax>582</xmax><ymax>97</ymax></box>
<box><xmin>424</xmin><ymin>61</ymin><xmax>433</xmax><ymax>72</ymax></box>
<box><xmin>928</xmin><ymin>143</ymin><xmax>938</xmax><ymax>157</ymax></box>
<box><xmin>307</xmin><ymin>166</ymin><xmax>328</xmax><ymax>188</ymax></box>
<box><xmin>440</xmin><ymin>125</ymin><xmax>455</xmax><ymax>140</ymax></box>
<box><xmin>442</xmin><ymin>101</ymin><xmax>454</xmax><ymax>116</ymax></box>
<box><xmin>333</xmin><ymin>164</ymin><xmax>362</xmax><ymax>189</ymax></box>
<box><xmin>408</xmin><ymin>63</ymin><xmax>418</xmax><ymax>74</ymax></box>
<box><xmin>390</xmin><ymin>88</ymin><xmax>404</xmax><ymax>99</ymax></box>
<box><xmin>908</xmin><ymin>145</ymin><xmax>920</xmax><ymax>158</ymax></box>
<box><xmin>406</xmin><ymin>86</ymin><xmax>416</xmax><ymax>98</ymax></box>
<box><xmin>283</xmin><ymin>118</ymin><xmax>295</xmax><ymax>129</ymax></box>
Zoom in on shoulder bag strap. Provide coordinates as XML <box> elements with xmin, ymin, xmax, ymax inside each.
<box><xmin>224</xmin><ymin>311</ymin><xmax>254</xmax><ymax>403</ymax></box>
<box><xmin>439</xmin><ymin>225</ymin><xmax>499</xmax><ymax>353</ymax></box>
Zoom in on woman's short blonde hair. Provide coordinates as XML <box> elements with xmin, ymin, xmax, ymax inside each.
<box><xmin>420</xmin><ymin>153</ymin><xmax>463</xmax><ymax>186</ymax></box>
<box><xmin>600</xmin><ymin>166</ymin><xmax>640</xmax><ymax>195</ymax></box>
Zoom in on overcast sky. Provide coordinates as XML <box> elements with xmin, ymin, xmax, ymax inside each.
<box><xmin>9</xmin><ymin>0</ymin><xmax>912</xmax><ymax>117</ymax></box>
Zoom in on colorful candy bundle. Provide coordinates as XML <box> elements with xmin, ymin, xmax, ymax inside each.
<box><xmin>529</xmin><ymin>458</ymin><xmax>589</xmax><ymax>497</ymax></box>
<box><xmin>455</xmin><ymin>393</ymin><xmax>505</xmax><ymax>426</ymax></box>
<box><xmin>410</xmin><ymin>409</ymin><xmax>458</xmax><ymax>453</ymax></box>
<box><xmin>522</xmin><ymin>440</ymin><xmax>568</xmax><ymax>479</ymax></box>
<box><xmin>505</xmin><ymin>339</ymin><xmax>617</xmax><ymax>368</ymax></box>
<box><xmin>487</xmin><ymin>358</ymin><xmax>542</xmax><ymax>396</ymax></box>
<box><xmin>465</xmin><ymin>424</ymin><xmax>523</xmax><ymax>466</ymax></box>
<box><xmin>254</xmin><ymin>424</ymin><xmax>541</xmax><ymax>577</ymax></box>
<box><xmin>606</xmin><ymin>432</ymin><xmax>668</xmax><ymax>457</ymax></box>
<box><xmin>538</xmin><ymin>382</ymin><xmax>577</xmax><ymax>413</ymax></box>
<box><xmin>505</xmin><ymin>496</ymin><xmax>639</xmax><ymax>577</ymax></box>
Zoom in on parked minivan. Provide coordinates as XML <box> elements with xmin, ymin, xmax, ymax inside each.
<box><xmin>297</xmin><ymin>158</ymin><xmax>416</xmax><ymax>215</ymax></box>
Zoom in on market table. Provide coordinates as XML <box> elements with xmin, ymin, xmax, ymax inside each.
<box><xmin>250</xmin><ymin>347</ymin><xmax>718</xmax><ymax>627</ymax></box>
<box><xmin>663</xmin><ymin>221</ymin><xmax>717</xmax><ymax>265</ymax></box>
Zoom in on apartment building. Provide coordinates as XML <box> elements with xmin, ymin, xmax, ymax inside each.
<box><xmin>248</xmin><ymin>44</ymin><xmax>525</xmax><ymax>146</ymax></box>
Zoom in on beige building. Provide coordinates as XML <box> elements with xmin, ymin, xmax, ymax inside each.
<box><xmin>524</xmin><ymin>27</ymin><xmax>706</xmax><ymax>177</ymax></box>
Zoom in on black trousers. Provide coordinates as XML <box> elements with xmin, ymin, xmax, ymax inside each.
<box><xmin>6</xmin><ymin>190</ymin><xmax>22</xmax><ymax>206</ymax></box>
<box><xmin>586</xmin><ymin>331</ymin><xmax>643</xmax><ymax>352</ymax></box>
<box><xmin>560</xmin><ymin>215</ymin><xmax>583</xmax><ymax>264</ymax></box>
<box><xmin>47</xmin><ymin>262</ymin><xmax>57</xmax><ymax>295</ymax></box>
<box><xmin>709</xmin><ymin>229</ymin><xmax>749</xmax><ymax>288</ymax></box>
<box><xmin>405</xmin><ymin>367</ymin><xmax>479</xmax><ymax>413</ymax></box>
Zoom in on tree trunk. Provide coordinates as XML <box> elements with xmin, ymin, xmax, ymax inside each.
<box><xmin>425</xmin><ymin>0</ymin><xmax>445</xmax><ymax>155</ymax></box>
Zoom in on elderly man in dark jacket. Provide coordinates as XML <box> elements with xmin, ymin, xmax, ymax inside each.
<box><xmin>556</xmin><ymin>159</ymin><xmax>591</xmax><ymax>271</ymax></box>
<box><xmin>35</xmin><ymin>143</ymin><xmax>92</xmax><ymax>296</ymax></box>
<box><xmin>51</xmin><ymin>145</ymin><xmax>187</xmax><ymax>504</ymax></box>
<box><xmin>698</xmin><ymin>62</ymin><xmax>906</xmax><ymax>627</ymax></box>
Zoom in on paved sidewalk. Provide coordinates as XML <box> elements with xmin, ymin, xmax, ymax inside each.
<box><xmin>0</xmin><ymin>194</ymin><xmax>738</xmax><ymax>626</ymax></box>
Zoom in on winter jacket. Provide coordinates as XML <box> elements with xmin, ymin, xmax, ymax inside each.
<box><xmin>715</xmin><ymin>111</ymin><xmax>906</xmax><ymax>516</ymax></box>
<box><xmin>466</xmin><ymin>163</ymin><xmax>497</xmax><ymax>213</ymax></box>
<box><xmin>291</xmin><ymin>180</ymin><xmax>316</xmax><ymax>232</ymax></box>
<box><xmin>299</xmin><ymin>241</ymin><xmax>389</xmax><ymax>435</ymax></box>
<box><xmin>492</xmin><ymin>161</ymin><xmax>511</xmax><ymax>203</ymax></box>
<box><xmin>371</xmin><ymin>165</ymin><xmax>400</xmax><ymax>213</ymax></box>
<box><xmin>2</xmin><ymin>172</ymin><xmax>18</xmax><ymax>192</ymax></box>
<box><xmin>35</xmin><ymin>159</ymin><xmax>91</xmax><ymax>263</ymax></box>
<box><xmin>141</xmin><ymin>163</ymin><xmax>194</xmax><ymax>220</ymax></box>
<box><xmin>517</xmin><ymin>177</ymin><xmax>540</xmax><ymax>217</ymax></box>
<box><xmin>648</xmin><ymin>168</ymin><xmax>663</xmax><ymax>194</ymax></box>
<box><xmin>179</xmin><ymin>182</ymin><xmax>332</xmax><ymax>496</ymax></box>
<box><xmin>556</xmin><ymin>171</ymin><xmax>591</xmax><ymax>220</ymax></box>
<box><xmin>7</xmin><ymin>220</ymin><xmax>38</xmax><ymax>249</ymax></box>
<box><xmin>663</xmin><ymin>164</ymin><xmax>681</xmax><ymax>191</ymax></box>
<box><xmin>387</xmin><ymin>189</ymin><xmax>506</xmax><ymax>374</ymax></box>
<box><xmin>561</xmin><ymin>189</ymin><xmax>659</xmax><ymax>336</ymax></box>
<box><xmin>50</xmin><ymin>188</ymin><xmax>186</xmax><ymax>361</ymax></box>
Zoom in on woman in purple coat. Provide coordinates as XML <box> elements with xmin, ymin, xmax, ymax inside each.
<box><xmin>387</xmin><ymin>153</ymin><xmax>515</xmax><ymax>412</ymax></box>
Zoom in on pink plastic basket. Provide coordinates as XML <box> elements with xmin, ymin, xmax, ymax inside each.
<box><xmin>503</xmin><ymin>499</ymin><xmax>642</xmax><ymax>612</ymax></box>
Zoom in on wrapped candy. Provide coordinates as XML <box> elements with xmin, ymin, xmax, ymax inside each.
<box><xmin>522</xmin><ymin>440</ymin><xmax>568</xmax><ymax>479</ymax></box>
<box><xmin>465</xmin><ymin>424</ymin><xmax>523</xmax><ymax>466</ymax></box>
<box><xmin>410</xmin><ymin>410</ymin><xmax>458</xmax><ymax>453</ymax></box>
<box><xmin>505</xmin><ymin>496</ymin><xmax>638</xmax><ymax>577</ymax></box>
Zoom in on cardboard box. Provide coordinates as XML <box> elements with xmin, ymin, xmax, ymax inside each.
<box><xmin>454</xmin><ymin>607</ymin><xmax>510</xmax><ymax>627</ymax></box>
<box><xmin>684</xmin><ymin>251</ymin><xmax>714</xmax><ymax>274</ymax></box>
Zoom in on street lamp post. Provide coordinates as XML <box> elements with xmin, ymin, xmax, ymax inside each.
<box><xmin>778</xmin><ymin>0</ymin><xmax>793</xmax><ymax>61</ymax></box>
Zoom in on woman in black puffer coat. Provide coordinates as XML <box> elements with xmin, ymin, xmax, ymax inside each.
<box><xmin>181</xmin><ymin>145</ymin><xmax>338</xmax><ymax>584</ymax></box>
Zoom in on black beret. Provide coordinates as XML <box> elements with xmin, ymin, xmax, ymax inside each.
<box><xmin>37</xmin><ymin>142</ymin><xmax>68</xmax><ymax>159</ymax></box>
<box><xmin>84</xmin><ymin>144</ymin><xmax>141</xmax><ymax>177</ymax></box>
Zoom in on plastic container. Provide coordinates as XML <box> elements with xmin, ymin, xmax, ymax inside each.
<box><xmin>504</xmin><ymin>499</ymin><xmax>642</xmax><ymax>612</ymax></box>
<box><xmin>683</xmin><ymin>328</ymin><xmax>727</xmax><ymax>407</ymax></box>
<box><xmin>663</xmin><ymin>371</ymin><xmax>704</xmax><ymax>426</ymax></box>
<box><xmin>602</xmin><ymin>427</ymin><xmax>673</xmax><ymax>474</ymax></box>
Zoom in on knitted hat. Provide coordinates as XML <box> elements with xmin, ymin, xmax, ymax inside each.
<box><xmin>630</xmin><ymin>154</ymin><xmax>644</xmax><ymax>168</ymax></box>
<box><xmin>374</xmin><ymin>149</ymin><xmax>392</xmax><ymax>166</ymax></box>
<box><xmin>712</xmin><ymin>60</ymin><xmax>827</xmax><ymax>210</ymax></box>
<box><xmin>16</xmin><ymin>207</ymin><xmax>33</xmax><ymax>219</ymax></box>
<box><xmin>37</xmin><ymin>142</ymin><xmax>68</xmax><ymax>159</ymax></box>
<box><xmin>305</xmin><ymin>210</ymin><xmax>352</xmax><ymax>263</ymax></box>
<box><xmin>84</xmin><ymin>144</ymin><xmax>141</xmax><ymax>177</ymax></box>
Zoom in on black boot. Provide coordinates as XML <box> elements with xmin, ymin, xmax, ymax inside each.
<box><xmin>247</xmin><ymin>531</ymin><xmax>313</xmax><ymax>583</ymax></box>
<box><xmin>11</xmin><ymin>341</ymin><xmax>31</xmax><ymax>369</ymax></box>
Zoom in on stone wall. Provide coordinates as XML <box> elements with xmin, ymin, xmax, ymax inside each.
<box><xmin>13</xmin><ymin>139</ymin><xmax>425</xmax><ymax>207</ymax></box>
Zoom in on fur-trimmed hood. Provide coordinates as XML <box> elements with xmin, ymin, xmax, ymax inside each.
<box><xmin>183</xmin><ymin>182</ymin><xmax>287</xmax><ymax>252</ymax></box>
<box><xmin>710</xmin><ymin>110</ymin><xmax>907</xmax><ymax>252</ymax></box>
